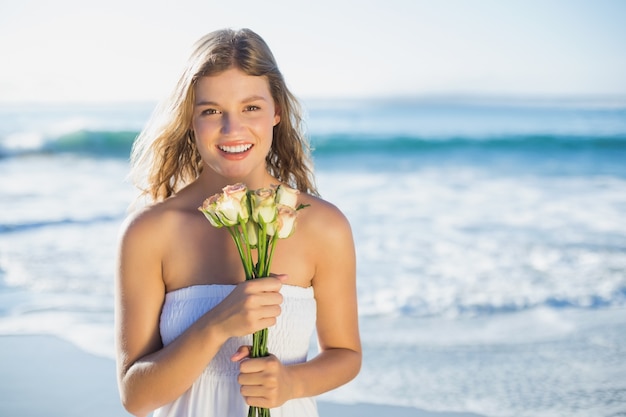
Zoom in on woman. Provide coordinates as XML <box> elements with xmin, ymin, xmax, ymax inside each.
<box><xmin>115</xmin><ymin>28</ymin><xmax>361</xmax><ymax>417</ymax></box>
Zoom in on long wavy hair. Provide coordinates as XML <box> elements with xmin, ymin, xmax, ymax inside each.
<box><xmin>130</xmin><ymin>28</ymin><xmax>317</xmax><ymax>202</ymax></box>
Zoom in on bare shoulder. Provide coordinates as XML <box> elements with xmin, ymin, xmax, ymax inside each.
<box><xmin>120</xmin><ymin>201</ymin><xmax>164</xmax><ymax>240</ymax></box>
<box><xmin>118</xmin><ymin>198</ymin><xmax>185</xmax><ymax>253</ymax></box>
<box><xmin>297</xmin><ymin>192</ymin><xmax>353</xmax><ymax>242</ymax></box>
<box><xmin>296</xmin><ymin>193</ymin><xmax>357</xmax><ymax>296</ymax></box>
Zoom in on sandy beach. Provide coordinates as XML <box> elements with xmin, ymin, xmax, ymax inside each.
<box><xmin>0</xmin><ymin>335</ymin><xmax>485</xmax><ymax>417</ymax></box>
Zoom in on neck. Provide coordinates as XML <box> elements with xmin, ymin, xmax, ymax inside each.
<box><xmin>196</xmin><ymin>168</ymin><xmax>279</xmax><ymax>195</ymax></box>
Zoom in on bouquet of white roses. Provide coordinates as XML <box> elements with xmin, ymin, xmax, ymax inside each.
<box><xmin>198</xmin><ymin>183</ymin><xmax>307</xmax><ymax>417</ymax></box>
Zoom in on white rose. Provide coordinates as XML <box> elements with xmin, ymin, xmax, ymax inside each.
<box><xmin>251</xmin><ymin>188</ymin><xmax>277</xmax><ymax>226</ymax></box>
<box><xmin>274</xmin><ymin>184</ymin><xmax>299</xmax><ymax>210</ymax></box>
<box><xmin>267</xmin><ymin>204</ymin><xmax>297</xmax><ymax>238</ymax></box>
<box><xmin>199</xmin><ymin>193</ymin><xmax>223</xmax><ymax>228</ymax></box>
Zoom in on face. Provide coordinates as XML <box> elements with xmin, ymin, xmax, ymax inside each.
<box><xmin>191</xmin><ymin>67</ymin><xmax>280</xmax><ymax>184</ymax></box>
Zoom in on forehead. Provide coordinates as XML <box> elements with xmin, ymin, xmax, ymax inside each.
<box><xmin>194</xmin><ymin>67</ymin><xmax>272</xmax><ymax>102</ymax></box>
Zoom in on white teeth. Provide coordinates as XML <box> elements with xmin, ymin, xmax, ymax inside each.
<box><xmin>219</xmin><ymin>144</ymin><xmax>252</xmax><ymax>154</ymax></box>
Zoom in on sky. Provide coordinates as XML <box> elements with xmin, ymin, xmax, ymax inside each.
<box><xmin>1</xmin><ymin>0</ymin><xmax>625</xmax><ymax>103</ymax></box>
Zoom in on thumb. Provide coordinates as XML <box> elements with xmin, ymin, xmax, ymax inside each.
<box><xmin>270</xmin><ymin>273</ymin><xmax>288</xmax><ymax>283</ymax></box>
<box><xmin>230</xmin><ymin>345</ymin><xmax>252</xmax><ymax>362</ymax></box>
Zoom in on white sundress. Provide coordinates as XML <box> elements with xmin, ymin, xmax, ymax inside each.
<box><xmin>153</xmin><ymin>284</ymin><xmax>319</xmax><ymax>417</ymax></box>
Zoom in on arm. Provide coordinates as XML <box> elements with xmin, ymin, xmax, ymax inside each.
<box><xmin>236</xmin><ymin>203</ymin><xmax>362</xmax><ymax>408</ymax></box>
<box><xmin>115</xmin><ymin>209</ymin><xmax>284</xmax><ymax>416</ymax></box>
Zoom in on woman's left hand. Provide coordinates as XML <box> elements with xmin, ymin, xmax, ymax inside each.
<box><xmin>231</xmin><ymin>346</ymin><xmax>295</xmax><ymax>408</ymax></box>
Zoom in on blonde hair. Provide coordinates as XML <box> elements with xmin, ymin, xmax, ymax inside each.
<box><xmin>130</xmin><ymin>28</ymin><xmax>317</xmax><ymax>202</ymax></box>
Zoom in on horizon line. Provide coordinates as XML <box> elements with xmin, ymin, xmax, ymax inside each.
<box><xmin>2</xmin><ymin>92</ymin><xmax>626</xmax><ymax>108</ymax></box>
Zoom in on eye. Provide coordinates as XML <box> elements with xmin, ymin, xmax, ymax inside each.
<box><xmin>200</xmin><ymin>108</ymin><xmax>220</xmax><ymax>116</ymax></box>
<box><xmin>244</xmin><ymin>105</ymin><xmax>260</xmax><ymax>112</ymax></box>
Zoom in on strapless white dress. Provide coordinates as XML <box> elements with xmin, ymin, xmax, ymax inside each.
<box><xmin>153</xmin><ymin>284</ymin><xmax>319</xmax><ymax>417</ymax></box>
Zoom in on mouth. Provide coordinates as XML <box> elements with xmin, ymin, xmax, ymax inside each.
<box><xmin>218</xmin><ymin>143</ymin><xmax>253</xmax><ymax>154</ymax></box>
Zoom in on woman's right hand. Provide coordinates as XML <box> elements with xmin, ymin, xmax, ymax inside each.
<box><xmin>209</xmin><ymin>275</ymin><xmax>286</xmax><ymax>341</ymax></box>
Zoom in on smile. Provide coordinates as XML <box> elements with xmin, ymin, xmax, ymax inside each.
<box><xmin>218</xmin><ymin>144</ymin><xmax>253</xmax><ymax>154</ymax></box>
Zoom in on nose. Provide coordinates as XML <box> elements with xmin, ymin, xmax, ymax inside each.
<box><xmin>221</xmin><ymin>112</ymin><xmax>244</xmax><ymax>135</ymax></box>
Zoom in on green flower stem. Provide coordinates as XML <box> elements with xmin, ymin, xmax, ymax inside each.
<box><xmin>239</xmin><ymin>220</ymin><xmax>255</xmax><ymax>280</ymax></box>
<box><xmin>261</xmin><ymin>328</ymin><xmax>268</xmax><ymax>356</ymax></box>
<box><xmin>251</xmin><ymin>327</ymin><xmax>269</xmax><ymax>358</ymax></box>
<box><xmin>257</xmin><ymin>224</ymin><xmax>268</xmax><ymax>278</ymax></box>
<box><xmin>226</xmin><ymin>226</ymin><xmax>254</xmax><ymax>280</ymax></box>
<box><xmin>248</xmin><ymin>404</ymin><xmax>270</xmax><ymax>417</ymax></box>
<box><xmin>264</xmin><ymin>235</ymin><xmax>278</xmax><ymax>278</ymax></box>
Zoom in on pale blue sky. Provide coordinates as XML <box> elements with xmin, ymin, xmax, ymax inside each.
<box><xmin>1</xmin><ymin>0</ymin><xmax>625</xmax><ymax>102</ymax></box>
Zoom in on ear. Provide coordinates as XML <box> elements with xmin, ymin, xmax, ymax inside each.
<box><xmin>273</xmin><ymin>105</ymin><xmax>281</xmax><ymax>126</ymax></box>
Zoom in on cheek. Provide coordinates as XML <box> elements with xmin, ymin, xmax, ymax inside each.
<box><xmin>193</xmin><ymin>121</ymin><xmax>223</xmax><ymax>146</ymax></box>
<box><xmin>192</xmin><ymin>118</ymin><xmax>213</xmax><ymax>133</ymax></box>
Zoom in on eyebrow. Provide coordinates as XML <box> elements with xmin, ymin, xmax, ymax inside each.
<box><xmin>195</xmin><ymin>95</ymin><xmax>270</xmax><ymax>106</ymax></box>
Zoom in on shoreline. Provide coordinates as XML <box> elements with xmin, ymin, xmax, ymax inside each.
<box><xmin>0</xmin><ymin>334</ymin><xmax>485</xmax><ymax>417</ymax></box>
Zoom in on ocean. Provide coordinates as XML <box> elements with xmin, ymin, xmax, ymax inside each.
<box><xmin>1</xmin><ymin>97</ymin><xmax>625</xmax><ymax>417</ymax></box>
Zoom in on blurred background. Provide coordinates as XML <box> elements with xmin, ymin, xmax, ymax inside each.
<box><xmin>1</xmin><ymin>1</ymin><xmax>625</xmax><ymax>416</ymax></box>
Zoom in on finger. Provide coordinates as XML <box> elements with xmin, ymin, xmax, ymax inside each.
<box><xmin>255</xmin><ymin>308</ymin><xmax>282</xmax><ymax>331</ymax></box>
<box><xmin>230</xmin><ymin>345</ymin><xmax>251</xmax><ymax>362</ymax></box>
<box><xmin>245</xmin><ymin>292</ymin><xmax>283</xmax><ymax>311</ymax></box>
<box><xmin>243</xmin><ymin>394</ymin><xmax>274</xmax><ymax>409</ymax></box>
<box><xmin>239</xmin><ymin>356</ymin><xmax>271</xmax><ymax>374</ymax></box>
<box><xmin>258</xmin><ymin>303</ymin><xmax>282</xmax><ymax>318</ymax></box>
<box><xmin>258</xmin><ymin>292</ymin><xmax>284</xmax><ymax>307</ymax></box>
<box><xmin>238</xmin><ymin>370</ymin><xmax>262</xmax><ymax>387</ymax></box>
<box><xmin>240</xmin><ymin>384</ymin><xmax>267</xmax><ymax>399</ymax></box>
<box><xmin>244</xmin><ymin>276</ymin><xmax>284</xmax><ymax>293</ymax></box>
<box><xmin>269</xmin><ymin>273</ymin><xmax>288</xmax><ymax>283</ymax></box>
